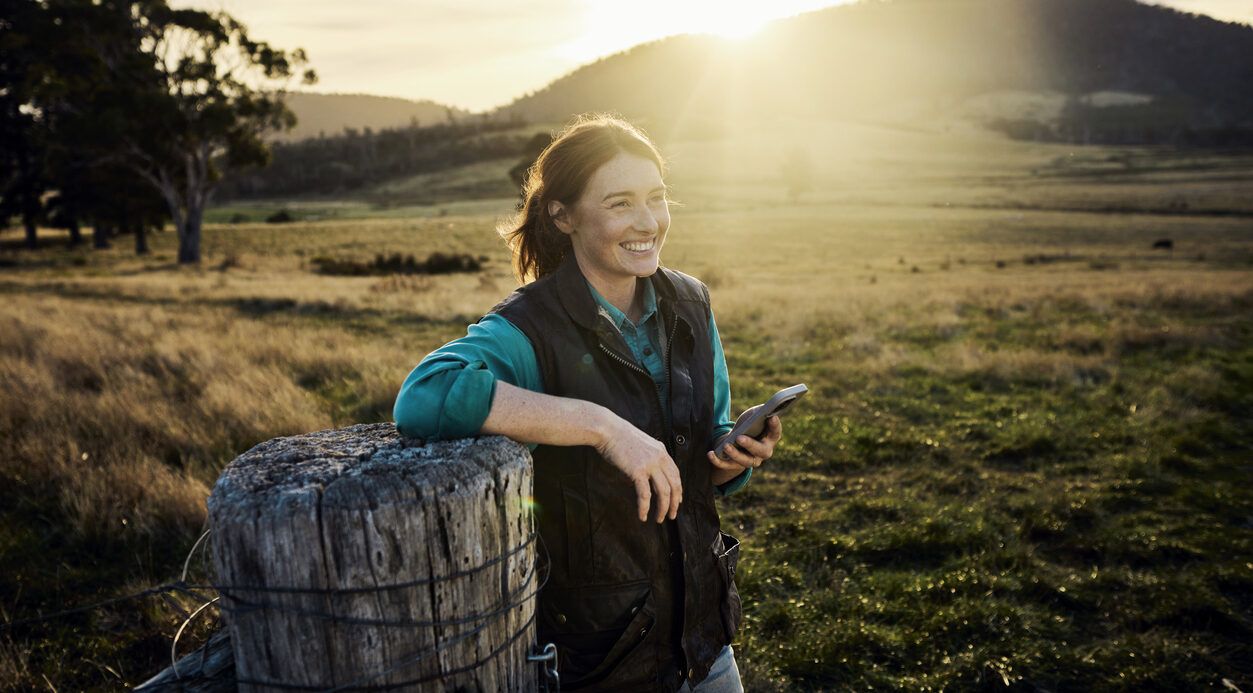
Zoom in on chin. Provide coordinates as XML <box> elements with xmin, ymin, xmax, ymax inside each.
<box><xmin>630</xmin><ymin>257</ymin><xmax>660</xmax><ymax>276</ymax></box>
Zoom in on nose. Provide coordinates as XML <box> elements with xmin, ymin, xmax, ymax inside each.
<box><xmin>634</xmin><ymin>203</ymin><xmax>665</xmax><ymax>234</ymax></box>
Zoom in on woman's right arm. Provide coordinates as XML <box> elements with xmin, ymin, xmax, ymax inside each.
<box><xmin>482</xmin><ymin>382</ymin><xmax>682</xmax><ymax>524</ymax></box>
<box><xmin>394</xmin><ymin>314</ymin><xmax>682</xmax><ymax>523</ymax></box>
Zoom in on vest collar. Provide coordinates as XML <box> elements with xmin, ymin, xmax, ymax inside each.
<box><xmin>553</xmin><ymin>251</ymin><xmax>681</xmax><ymax>334</ymax></box>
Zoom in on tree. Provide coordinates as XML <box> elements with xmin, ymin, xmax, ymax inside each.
<box><xmin>114</xmin><ymin>0</ymin><xmax>315</xmax><ymax>263</ymax></box>
<box><xmin>0</xmin><ymin>0</ymin><xmax>51</xmax><ymax>248</ymax></box>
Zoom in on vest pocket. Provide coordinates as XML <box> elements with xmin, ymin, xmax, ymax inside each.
<box><xmin>712</xmin><ymin>530</ymin><xmax>743</xmax><ymax>642</ymax></box>
<box><xmin>541</xmin><ymin>581</ymin><xmax>656</xmax><ymax>689</ymax></box>
<box><xmin>561</xmin><ymin>475</ymin><xmax>594</xmax><ymax>579</ymax></box>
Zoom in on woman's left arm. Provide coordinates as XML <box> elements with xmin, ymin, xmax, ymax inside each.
<box><xmin>705</xmin><ymin>306</ymin><xmax>784</xmax><ymax>492</ymax></box>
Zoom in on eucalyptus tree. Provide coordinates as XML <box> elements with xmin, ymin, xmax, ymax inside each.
<box><xmin>115</xmin><ymin>0</ymin><xmax>315</xmax><ymax>263</ymax></box>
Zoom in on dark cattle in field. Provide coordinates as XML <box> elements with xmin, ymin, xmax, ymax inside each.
<box><xmin>1152</xmin><ymin>239</ymin><xmax>1174</xmax><ymax>250</ymax></box>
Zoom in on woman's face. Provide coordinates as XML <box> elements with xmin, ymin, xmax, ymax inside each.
<box><xmin>551</xmin><ymin>151</ymin><xmax>670</xmax><ymax>286</ymax></box>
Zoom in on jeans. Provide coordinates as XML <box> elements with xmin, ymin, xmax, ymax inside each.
<box><xmin>678</xmin><ymin>645</ymin><xmax>743</xmax><ymax>693</ymax></box>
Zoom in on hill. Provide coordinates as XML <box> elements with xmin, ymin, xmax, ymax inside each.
<box><xmin>494</xmin><ymin>0</ymin><xmax>1253</xmax><ymax>143</ymax></box>
<box><xmin>277</xmin><ymin>92</ymin><xmax>471</xmax><ymax>142</ymax></box>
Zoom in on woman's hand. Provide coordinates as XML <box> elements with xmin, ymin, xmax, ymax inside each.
<box><xmin>707</xmin><ymin>412</ymin><xmax>783</xmax><ymax>482</ymax></box>
<box><xmin>594</xmin><ymin>416</ymin><xmax>683</xmax><ymax>524</ymax></box>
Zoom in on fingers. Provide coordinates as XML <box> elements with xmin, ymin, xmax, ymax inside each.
<box><xmin>633</xmin><ymin>476</ymin><xmax>651</xmax><ymax>523</ymax></box>
<box><xmin>649</xmin><ymin>469</ymin><xmax>671</xmax><ymax>524</ymax></box>
<box><xmin>662</xmin><ymin>459</ymin><xmax>683</xmax><ymax>520</ymax></box>
<box><xmin>733</xmin><ymin>417</ymin><xmax>782</xmax><ymax>460</ymax></box>
<box><xmin>707</xmin><ymin>449</ymin><xmax>744</xmax><ymax>471</ymax></box>
<box><xmin>720</xmin><ymin>439</ymin><xmax>761</xmax><ymax>468</ymax></box>
<box><xmin>644</xmin><ymin>455</ymin><xmax>683</xmax><ymax>524</ymax></box>
<box><xmin>733</xmin><ymin>434</ymin><xmax>771</xmax><ymax>459</ymax></box>
<box><xmin>764</xmin><ymin>415</ymin><xmax>783</xmax><ymax>443</ymax></box>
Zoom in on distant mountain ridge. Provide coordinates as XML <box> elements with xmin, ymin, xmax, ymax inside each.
<box><xmin>491</xmin><ymin>0</ymin><xmax>1253</xmax><ymax>140</ymax></box>
<box><xmin>278</xmin><ymin>93</ymin><xmax>471</xmax><ymax>142</ymax></box>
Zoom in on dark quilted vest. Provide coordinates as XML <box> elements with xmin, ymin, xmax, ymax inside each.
<box><xmin>486</xmin><ymin>253</ymin><xmax>742</xmax><ymax>691</ymax></box>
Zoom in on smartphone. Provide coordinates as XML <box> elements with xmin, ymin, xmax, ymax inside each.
<box><xmin>715</xmin><ymin>384</ymin><xmax>808</xmax><ymax>460</ymax></box>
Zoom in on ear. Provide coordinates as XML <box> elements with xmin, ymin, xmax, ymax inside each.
<box><xmin>548</xmin><ymin>200</ymin><xmax>574</xmax><ymax>236</ymax></box>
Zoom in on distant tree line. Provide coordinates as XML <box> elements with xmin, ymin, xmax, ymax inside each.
<box><xmin>990</xmin><ymin>96</ymin><xmax>1253</xmax><ymax>147</ymax></box>
<box><xmin>0</xmin><ymin>0</ymin><xmax>314</xmax><ymax>262</ymax></box>
<box><xmin>216</xmin><ymin>118</ymin><xmax>532</xmax><ymax>200</ymax></box>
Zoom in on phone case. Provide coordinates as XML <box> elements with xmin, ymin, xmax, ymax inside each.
<box><xmin>715</xmin><ymin>384</ymin><xmax>808</xmax><ymax>460</ymax></box>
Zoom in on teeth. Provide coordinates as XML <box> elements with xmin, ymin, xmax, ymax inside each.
<box><xmin>621</xmin><ymin>240</ymin><xmax>655</xmax><ymax>252</ymax></box>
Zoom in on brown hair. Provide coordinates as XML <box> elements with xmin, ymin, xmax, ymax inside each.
<box><xmin>498</xmin><ymin>113</ymin><xmax>667</xmax><ymax>282</ymax></box>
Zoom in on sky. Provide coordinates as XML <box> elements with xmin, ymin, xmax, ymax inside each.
<box><xmin>174</xmin><ymin>0</ymin><xmax>1253</xmax><ymax>113</ymax></box>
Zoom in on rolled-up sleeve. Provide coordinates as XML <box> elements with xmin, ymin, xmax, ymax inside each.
<box><xmin>393</xmin><ymin>313</ymin><xmax>540</xmax><ymax>440</ymax></box>
<box><xmin>709</xmin><ymin>306</ymin><xmax>752</xmax><ymax>497</ymax></box>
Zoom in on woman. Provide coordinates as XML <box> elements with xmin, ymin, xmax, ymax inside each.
<box><xmin>393</xmin><ymin>114</ymin><xmax>783</xmax><ymax>692</ymax></box>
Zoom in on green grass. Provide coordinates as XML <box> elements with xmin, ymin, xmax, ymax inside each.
<box><xmin>720</xmin><ymin>291</ymin><xmax>1252</xmax><ymax>691</ymax></box>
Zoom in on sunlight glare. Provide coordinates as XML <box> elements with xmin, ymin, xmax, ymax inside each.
<box><xmin>557</xmin><ymin>0</ymin><xmax>847</xmax><ymax>62</ymax></box>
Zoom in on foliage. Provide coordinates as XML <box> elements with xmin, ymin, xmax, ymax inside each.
<box><xmin>215</xmin><ymin>118</ymin><xmax>533</xmax><ymax>200</ymax></box>
<box><xmin>0</xmin><ymin>0</ymin><xmax>314</xmax><ymax>263</ymax></box>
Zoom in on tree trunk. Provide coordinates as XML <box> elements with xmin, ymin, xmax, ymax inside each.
<box><xmin>134</xmin><ymin>222</ymin><xmax>149</xmax><ymax>255</ymax></box>
<box><xmin>208</xmin><ymin>423</ymin><xmax>537</xmax><ymax>692</ymax></box>
<box><xmin>67</xmin><ymin>219</ymin><xmax>83</xmax><ymax>247</ymax></box>
<box><xmin>22</xmin><ymin>214</ymin><xmax>37</xmax><ymax>250</ymax></box>
<box><xmin>178</xmin><ymin>210</ymin><xmax>200</xmax><ymax>264</ymax></box>
<box><xmin>93</xmin><ymin>223</ymin><xmax>111</xmax><ymax>249</ymax></box>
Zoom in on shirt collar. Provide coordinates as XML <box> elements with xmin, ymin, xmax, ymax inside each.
<box><xmin>584</xmin><ymin>277</ymin><xmax>658</xmax><ymax>331</ymax></box>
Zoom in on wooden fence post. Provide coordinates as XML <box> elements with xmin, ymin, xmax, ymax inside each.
<box><xmin>196</xmin><ymin>422</ymin><xmax>537</xmax><ymax>692</ymax></box>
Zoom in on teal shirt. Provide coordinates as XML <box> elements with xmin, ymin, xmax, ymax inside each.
<box><xmin>393</xmin><ymin>277</ymin><xmax>751</xmax><ymax>496</ymax></box>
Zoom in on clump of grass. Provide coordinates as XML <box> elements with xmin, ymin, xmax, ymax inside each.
<box><xmin>265</xmin><ymin>208</ymin><xmax>296</xmax><ymax>223</ymax></box>
<box><xmin>1023</xmin><ymin>252</ymin><xmax>1082</xmax><ymax>265</ymax></box>
<box><xmin>311</xmin><ymin>251</ymin><xmax>482</xmax><ymax>276</ymax></box>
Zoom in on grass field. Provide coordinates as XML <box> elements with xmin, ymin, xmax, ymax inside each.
<box><xmin>1</xmin><ymin>121</ymin><xmax>1251</xmax><ymax>690</ymax></box>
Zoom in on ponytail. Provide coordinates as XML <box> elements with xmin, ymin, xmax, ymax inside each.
<box><xmin>499</xmin><ymin>167</ymin><xmax>573</xmax><ymax>282</ymax></box>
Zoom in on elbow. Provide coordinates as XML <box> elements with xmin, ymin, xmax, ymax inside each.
<box><xmin>393</xmin><ymin>382</ymin><xmax>438</xmax><ymax>439</ymax></box>
<box><xmin>392</xmin><ymin>362</ymin><xmax>496</xmax><ymax>441</ymax></box>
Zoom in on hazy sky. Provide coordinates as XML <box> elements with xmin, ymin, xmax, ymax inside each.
<box><xmin>175</xmin><ymin>0</ymin><xmax>1253</xmax><ymax>113</ymax></box>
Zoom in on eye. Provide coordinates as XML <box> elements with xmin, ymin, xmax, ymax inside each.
<box><xmin>612</xmin><ymin>200</ymin><xmax>629</xmax><ymax>208</ymax></box>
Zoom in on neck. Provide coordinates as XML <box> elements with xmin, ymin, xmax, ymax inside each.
<box><xmin>577</xmin><ymin>257</ymin><xmax>642</xmax><ymax>322</ymax></box>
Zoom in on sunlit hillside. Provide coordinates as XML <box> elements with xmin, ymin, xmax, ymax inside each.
<box><xmin>498</xmin><ymin>0</ymin><xmax>1253</xmax><ymax>141</ymax></box>
<box><xmin>275</xmin><ymin>93</ymin><xmax>471</xmax><ymax>142</ymax></box>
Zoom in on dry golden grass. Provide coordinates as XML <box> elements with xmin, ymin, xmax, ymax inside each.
<box><xmin>0</xmin><ymin>295</ymin><xmax>432</xmax><ymax>548</ymax></box>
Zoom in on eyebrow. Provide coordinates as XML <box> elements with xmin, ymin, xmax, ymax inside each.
<box><xmin>602</xmin><ymin>186</ymin><xmax>667</xmax><ymax>202</ymax></box>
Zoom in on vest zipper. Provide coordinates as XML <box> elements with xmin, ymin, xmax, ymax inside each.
<box><xmin>597</xmin><ymin>340</ymin><xmax>671</xmax><ymax>455</ymax></box>
<box><xmin>596</xmin><ymin>308</ymin><xmax>681</xmax><ymax>454</ymax></box>
<box><xmin>662</xmin><ymin>309</ymin><xmax>678</xmax><ymax>429</ymax></box>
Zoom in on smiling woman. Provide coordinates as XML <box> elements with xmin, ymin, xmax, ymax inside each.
<box><xmin>393</xmin><ymin>114</ymin><xmax>785</xmax><ymax>691</ymax></box>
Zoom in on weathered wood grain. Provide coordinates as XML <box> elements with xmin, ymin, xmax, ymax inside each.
<box><xmin>205</xmin><ymin>423</ymin><xmax>536</xmax><ymax>692</ymax></box>
<box><xmin>135</xmin><ymin>628</ymin><xmax>235</xmax><ymax>692</ymax></box>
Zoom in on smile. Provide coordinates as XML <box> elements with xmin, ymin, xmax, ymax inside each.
<box><xmin>620</xmin><ymin>239</ymin><xmax>656</xmax><ymax>253</ymax></box>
